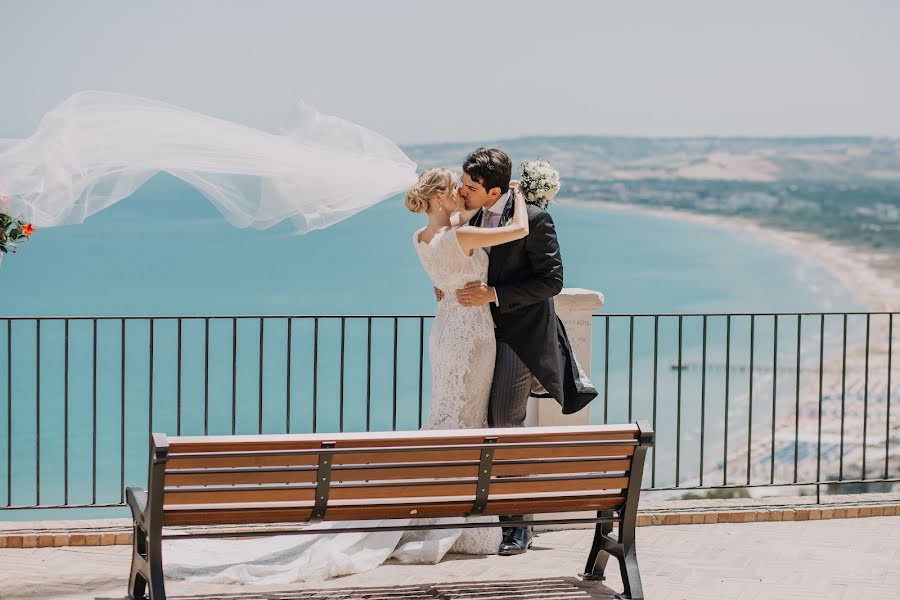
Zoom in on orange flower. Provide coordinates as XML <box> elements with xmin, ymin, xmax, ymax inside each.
<box><xmin>22</xmin><ymin>223</ymin><xmax>35</xmax><ymax>237</ymax></box>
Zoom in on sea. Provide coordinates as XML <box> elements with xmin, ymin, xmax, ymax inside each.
<box><xmin>0</xmin><ymin>174</ymin><xmax>864</xmax><ymax>520</ymax></box>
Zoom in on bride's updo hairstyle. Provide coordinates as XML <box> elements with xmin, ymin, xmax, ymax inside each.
<box><xmin>405</xmin><ymin>168</ymin><xmax>453</xmax><ymax>214</ymax></box>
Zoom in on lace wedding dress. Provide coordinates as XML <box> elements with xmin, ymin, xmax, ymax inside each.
<box><xmin>164</xmin><ymin>227</ymin><xmax>500</xmax><ymax>584</ymax></box>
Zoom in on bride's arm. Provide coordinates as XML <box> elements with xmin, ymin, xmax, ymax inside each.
<box><xmin>455</xmin><ymin>187</ymin><xmax>529</xmax><ymax>254</ymax></box>
<box><xmin>450</xmin><ymin>208</ymin><xmax>480</xmax><ymax>227</ymax></box>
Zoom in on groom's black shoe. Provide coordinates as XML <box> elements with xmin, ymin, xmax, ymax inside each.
<box><xmin>498</xmin><ymin>526</ymin><xmax>532</xmax><ymax>556</ymax></box>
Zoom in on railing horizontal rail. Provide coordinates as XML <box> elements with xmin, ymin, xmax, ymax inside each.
<box><xmin>3</xmin><ymin>311</ymin><xmax>898</xmax><ymax>321</ymax></box>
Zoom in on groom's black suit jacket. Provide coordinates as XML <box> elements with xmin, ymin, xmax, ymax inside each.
<box><xmin>469</xmin><ymin>196</ymin><xmax>598</xmax><ymax>415</ymax></box>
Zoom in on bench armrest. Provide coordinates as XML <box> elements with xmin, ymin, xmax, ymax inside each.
<box><xmin>126</xmin><ymin>487</ymin><xmax>149</xmax><ymax>523</ymax></box>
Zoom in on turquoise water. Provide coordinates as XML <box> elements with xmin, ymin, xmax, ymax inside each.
<box><xmin>5</xmin><ymin>175</ymin><xmax>855</xmax><ymax>316</ymax></box>
<box><xmin>0</xmin><ymin>175</ymin><xmax>862</xmax><ymax>520</ymax></box>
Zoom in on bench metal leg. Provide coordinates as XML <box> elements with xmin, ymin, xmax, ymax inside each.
<box><xmin>128</xmin><ymin>523</ymin><xmax>166</xmax><ymax>600</ymax></box>
<box><xmin>583</xmin><ymin>510</ymin><xmax>615</xmax><ymax>581</ymax></box>
<box><xmin>619</xmin><ymin>543</ymin><xmax>644</xmax><ymax>600</ymax></box>
<box><xmin>582</xmin><ymin>510</ymin><xmax>645</xmax><ymax>600</ymax></box>
<box><xmin>127</xmin><ymin>486</ymin><xmax>166</xmax><ymax>600</ymax></box>
<box><xmin>146</xmin><ymin>524</ymin><xmax>166</xmax><ymax>600</ymax></box>
<box><xmin>128</xmin><ymin>524</ymin><xmax>148</xmax><ymax>600</ymax></box>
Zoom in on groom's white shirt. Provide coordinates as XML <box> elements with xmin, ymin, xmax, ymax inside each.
<box><xmin>480</xmin><ymin>191</ymin><xmax>509</xmax><ymax>306</ymax></box>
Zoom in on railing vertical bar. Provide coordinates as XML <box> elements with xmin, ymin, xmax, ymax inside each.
<box><xmin>204</xmin><ymin>317</ymin><xmax>210</xmax><ymax>436</ymax></box>
<box><xmin>651</xmin><ymin>315</ymin><xmax>658</xmax><ymax>488</ymax></box>
<box><xmin>64</xmin><ymin>319</ymin><xmax>70</xmax><ymax>506</ymax></box>
<box><xmin>816</xmin><ymin>315</ymin><xmax>825</xmax><ymax>502</ymax></box>
<box><xmin>603</xmin><ymin>316</ymin><xmax>609</xmax><ymax>425</ymax></box>
<box><xmin>231</xmin><ymin>317</ymin><xmax>237</xmax><ymax>435</ymax></box>
<box><xmin>418</xmin><ymin>317</ymin><xmax>425</xmax><ymax>429</ymax></box>
<box><xmin>119</xmin><ymin>319</ymin><xmax>125</xmax><ymax>504</ymax></box>
<box><xmin>724</xmin><ymin>315</ymin><xmax>731</xmax><ymax>486</ymax></box>
<box><xmin>92</xmin><ymin>318</ymin><xmax>98</xmax><ymax>505</ymax></box>
<box><xmin>313</xmin><ymin>318</ymin><xmax>319</xmax><ymax>433</ymax></box>
<box><xmin>886</xmin><ymin>313</ymin><xmax>893</xmax><ymax>479</ymax></box>
<box><xmin>628</xmin><ymin>316</ymin><xmax>634</xmax><ymax>422</ymax></box>
<box><xmin>862</xmin><ymin>313</ymin><xmax>870</xmax><ymax>478</ymax></box>
<box><xmin>176</xmin><ymin>318</ymin><xmax>182</xmax><ymax>436</ymax></box>
<box><xmin>339</xmin><ymin>318</ymin><xmax>346</xmax><ymax>432</ymax></box>
<box><xmin>148</xmin><ymin>319</ymin><xmax>154</xmax><ymax>444</ymax></box>
<box><xmin>770</xmin><ymin>315</ymin><xmax>778</xmax><ymax>485</ymax></box>
<box><xmin>840</xmin><ymin>314</ymin><xmax>847</xmax><ymax>480</ymax></box>
<box><xmin>5</xmin><ymin>320</ymin><xmax>9</xmax><ymax>507</ymax></box>
<box><xmin>258</xmin><ymin>318</ymin><xmax>264</xmax><ymax>434</ymax></box>
<box><xmin>747</xmin><ymin>315</ymin><xmax>755</xmax><ymax>486</ymax></box>
<box><xmin>676</xmin><ymin>315</ymin><xmax>682</xmax><ymax>487</ymax></box>
<box><xmin>392</xmin><ymin>317</ymin><xmax>398</xmax><ymax>431</ymax></box>
<box><xmin>366</xmin><ymin>317</ymin><xmax>372</xmax><ymax>432</ymax></box>
<box><xmin>794</xmin><ymin>314</ymin><xmax>801</xmax><ymax>483</ymax></box>
<box><xmin>700</xmin><ymin>315</ymin><xmax>707</xmax><ymax>487</ymax></box>
<box><xmin>286</xmin><ymin>318</ymin><xmax>292</xmax><ymax>434</ymax></box>
<box><xmin>35</xmin><ymin>319</ymin><xmax>41</xmax><ymax>506</ymax></box>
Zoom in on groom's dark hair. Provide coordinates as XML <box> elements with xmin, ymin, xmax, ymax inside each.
<box><xmin>463</xmin><ymin>148</ymin><xmax>512</xmax><ymax>195</ymax></box>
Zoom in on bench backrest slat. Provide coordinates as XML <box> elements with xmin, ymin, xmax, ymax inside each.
<box><xmin>164</xmin><ymin>457</ymin><xmax>634</xmax><ymax>486</ymax></box>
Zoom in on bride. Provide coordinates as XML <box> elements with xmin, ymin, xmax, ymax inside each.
<box><xmin>164</xmin><ymin>170</ymin><xmax>530</xmax><ymax>583</ymax></box>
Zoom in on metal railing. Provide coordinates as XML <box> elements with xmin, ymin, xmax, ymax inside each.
<box><xmin>0</xmin><ymin>311</ymin><xmax>896</xmax><ymax>512</ymax></box>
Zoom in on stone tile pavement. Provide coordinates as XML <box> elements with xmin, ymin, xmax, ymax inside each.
<box><xmin>0</xmin><ymin>516</ymin><xmax>898</xmax><ymax>600</ymax></box>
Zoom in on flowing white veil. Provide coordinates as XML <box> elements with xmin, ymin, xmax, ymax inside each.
<box><xmin>0</xmin><ymin>91</ymin><xmax>418</xmax><ymax>231</ymax></box>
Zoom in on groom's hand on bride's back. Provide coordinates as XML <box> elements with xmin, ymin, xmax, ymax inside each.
<box><xmin>434</xmin><ymin>287</ymin><xmax>444</xmax><ymax>301</ymax></box>
<box><xmin>456</xmin><ymin>281</ymin><xmax>497</xmax><ymax>307</ymax></box>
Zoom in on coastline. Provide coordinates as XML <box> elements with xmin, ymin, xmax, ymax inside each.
<box><xmin>568</xmin><ymin>199</ymin><xmax>899</xmax><ymax>495</ymax></box>
<box><xmin>568</xmin><ymin>199</ymin><xmax>900</xmax><ymax>314</ymax></box>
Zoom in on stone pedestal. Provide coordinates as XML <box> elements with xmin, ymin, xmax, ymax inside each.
<box><xmin>524</xmin><ymin>288</ymin><xmax>605</xmax><ymax>427</ymax></box>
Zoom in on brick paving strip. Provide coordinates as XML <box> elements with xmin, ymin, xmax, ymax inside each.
<box><xmin>1</xmin><ymin>492</ymin><xmax>897</xmax><ymax>549</ymax></box>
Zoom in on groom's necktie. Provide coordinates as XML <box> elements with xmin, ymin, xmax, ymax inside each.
<box><xmin>483</xmin><ymin>210</ymin><xmax>502</xmax><ymax>256</ymax></box>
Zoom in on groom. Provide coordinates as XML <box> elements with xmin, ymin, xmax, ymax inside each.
<box><xmin>453</xmin><ymin>148</ymin><xmax>598</xmax><ymax>555</ymax></box>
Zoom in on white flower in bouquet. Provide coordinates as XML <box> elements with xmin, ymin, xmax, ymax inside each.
<box><xmin>519</xmin><ymin>161</ymin><xmax>561</xmax><ymax>209</ymax></box>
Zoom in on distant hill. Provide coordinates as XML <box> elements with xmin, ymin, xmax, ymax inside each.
<box><xmin>405</xmin><ymin>137</ymin><xmax>900</xmax><ymax>253</ymax></box>
<box><xmin>406</xmin><ymin>136</ymin><xmax>900</xmax><ymax>183</ymax></box>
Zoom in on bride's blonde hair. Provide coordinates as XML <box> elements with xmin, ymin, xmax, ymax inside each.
<box><xmin>405</xmin><ymin>168</ymin><xmax>454</xmax><ymax>214</ymax></box>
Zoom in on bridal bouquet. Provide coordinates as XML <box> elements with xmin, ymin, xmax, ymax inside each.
<box><xmin>0</xmin><ymin>198</ymin><xmax>35</xmax><ymax>265</ymax></box>
<box><xmin>519</xmin><ymin>161</ymin><xmax>561</xmax><ymax>209</ymax></box>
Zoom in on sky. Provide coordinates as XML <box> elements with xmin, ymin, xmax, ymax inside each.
<box><xmin>1</xmin><ymin>0</ymin><xmax>899</xmax><ymax>144</ymax></box>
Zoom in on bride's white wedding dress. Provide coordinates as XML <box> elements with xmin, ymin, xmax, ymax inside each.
<box><xmin>414</xmin><ymin>227</ymin><xmax>497</xmax><ymax>433</ymax></box>
<box><xmin>164</xmin><ymin>226</ymin><xmax>500</xmax><ymax>584</ymax></box>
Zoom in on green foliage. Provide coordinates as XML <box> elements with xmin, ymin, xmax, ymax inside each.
<box><xmin>0</xmin><ymin>212</ymin><xmax>34</xmax><ymax>255</ymax></box>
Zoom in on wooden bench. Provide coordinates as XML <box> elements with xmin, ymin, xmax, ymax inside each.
<box><xmin>126</xmin><ymin>422</ymin><xmax>654</xmax><ymax>600</ymax></box>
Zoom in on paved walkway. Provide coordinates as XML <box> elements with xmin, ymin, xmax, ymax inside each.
<box><xmin>1</xmin><ymin>517</ymin><xmax>898</xmax><ymax>599</ymax></box>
